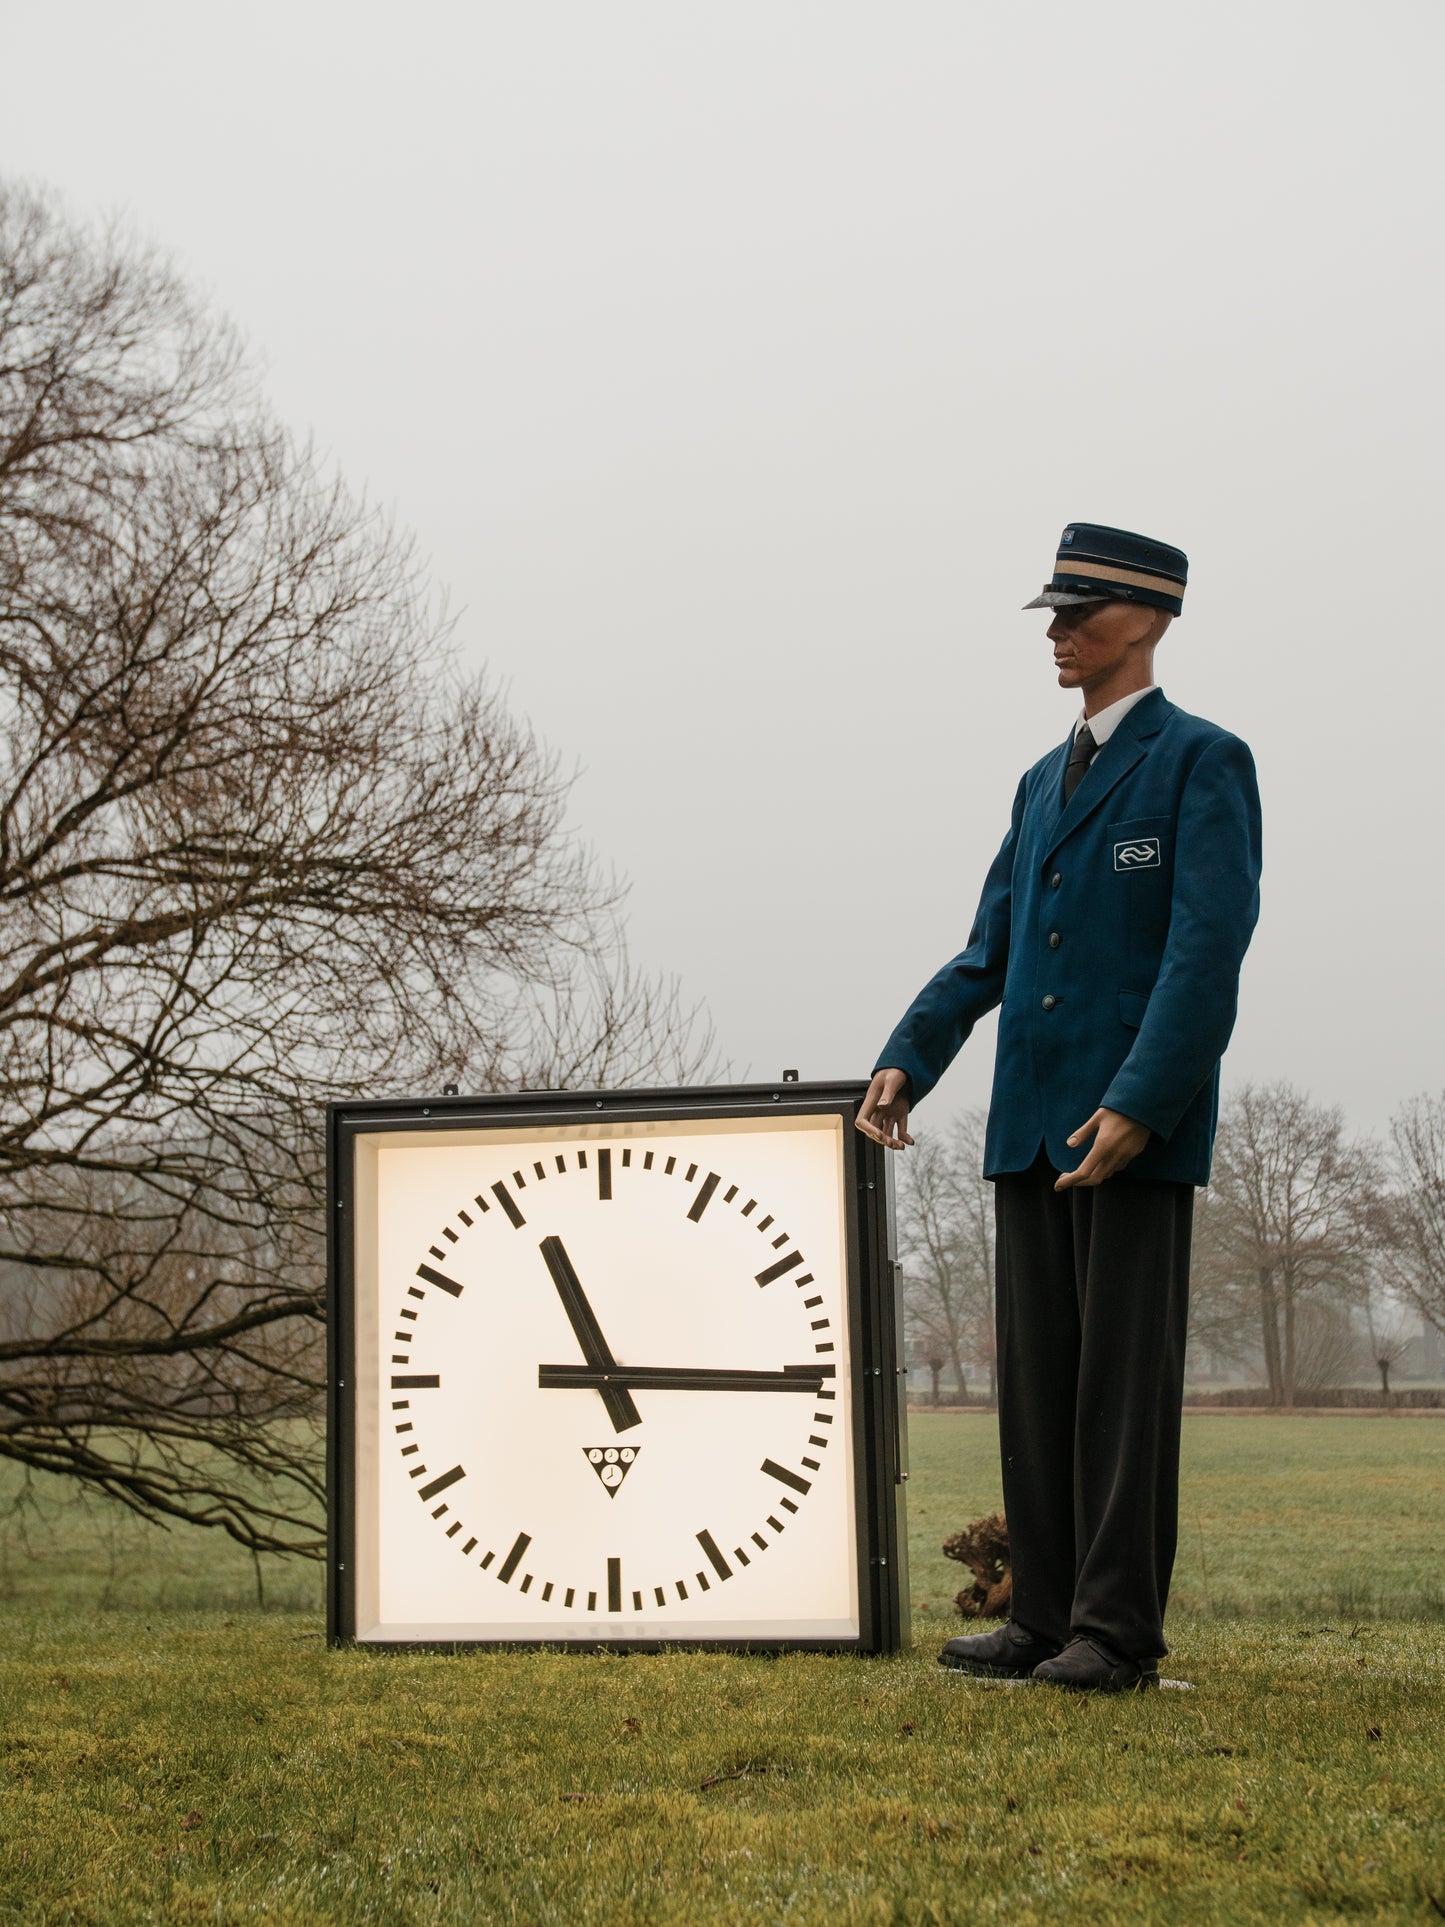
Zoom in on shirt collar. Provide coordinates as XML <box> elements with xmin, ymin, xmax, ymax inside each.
<box><xmin>1075</xmin><ymin>685</ymin><xmax>1160</xmax><ymax>747</ymax></box>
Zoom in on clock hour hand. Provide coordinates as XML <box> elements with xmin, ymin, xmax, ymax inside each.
<box><xmin>538</xmin><ymin>1364</ymin><xmax>830</xmax><ymax>1393</ymax></box>
<box><xmin>537</xmin><ymin>1235</ymin><xmax>641</xmax><ymax>1434</ymax></box>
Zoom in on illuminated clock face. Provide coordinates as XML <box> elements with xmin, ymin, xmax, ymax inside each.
<box><xmin>348</xmin><ymin>1113</ymin><xmax>858</xmax><ymax>1641</ymax></box>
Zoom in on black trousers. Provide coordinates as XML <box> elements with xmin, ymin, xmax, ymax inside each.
<box><xmin>993</xmin><ymin>1150</ymin><xmax>1194</xmax><ymax>1660</ymax></box>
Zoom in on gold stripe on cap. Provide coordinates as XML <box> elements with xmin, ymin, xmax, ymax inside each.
<box><xmin>1056</xmin><ymin>558</ymin><xmax>1185</xmax><ymax>597</ymax></box>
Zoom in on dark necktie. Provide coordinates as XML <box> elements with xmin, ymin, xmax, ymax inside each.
<box><xmin>1063</xmin><ymin>722</ymin><xmax>1098</xmax><ymax>803</ymax></box>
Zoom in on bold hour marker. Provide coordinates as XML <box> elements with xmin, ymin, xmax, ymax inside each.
<box><xmin>390</xmin><ymin>1375</ymin><xmax>439</xmax><ymax>1389</ymax></box>
<box><xmin>762</xmin><ymin>1458</ymin><xmax>812</xmax><ymax>1496</ymax></box>
<box><xmin>418</xmin><ymin>1464</ymin><xmax>466</xmax><ymax>1502</ymax></box>
<box><xmin>607</xmin><ymin>1557</ymin><xmax>622</xmax><ymax>1612</ymax></box>
<box><xmin>417</xmin><ymin>1263</ymin><xmax>463</xmax><ymax>1297</ymax></box>
<box><xmin>688</xmin><ymin>1172</ymin><xmax>721</xmax><ymax>1222</ymax></box>
<box><xmin>491</xmin><ymin>1182</ymin><xmax>525</xmax><ymax>1228</ymax></box>
<box><xmin>756</xmin><ymin>1251</ymin><xmax>804</xmax><ymax>1287</ymax></box>
<box><xmin>498</xmin><ymin>1533</ymin><xmax>531</xmax><ymax>1584</ymax></box>
<box><xmin>598</xmin><ymin>1147</ymin><xmax>612</xmax><ymax>1201</ymax></box>
<box><xmin>696</xmin><ymin>1530</ymin><xmax>732</xmax><ymax>1581</ymax></box>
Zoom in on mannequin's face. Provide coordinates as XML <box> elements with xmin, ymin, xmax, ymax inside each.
<box><xmin>1047</xmin><ymin>600</ymin><xmax>1167</xmax><ymax>692</ymax></box>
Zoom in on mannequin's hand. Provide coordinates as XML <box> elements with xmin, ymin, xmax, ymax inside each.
<box><xmin>1054</xmin><ymin>1108</ymin><xmax>1151</xmax><ymax>1188</ymax></box>
<box><xmin>856</xmin><ymin>1068</ymin><xmax>914</xmax><ymax>1150</ymax></box>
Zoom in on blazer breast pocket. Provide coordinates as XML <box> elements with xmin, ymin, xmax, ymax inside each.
<box><xmin>1107</xmin><ymin>815</ymin><xmax>1172</xmax><ymax>874</ymax></box>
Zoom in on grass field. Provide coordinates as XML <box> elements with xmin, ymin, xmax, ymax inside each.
<box><xmin>2</xmin><ymin>1415</ymin><xmax>1442</xmax><ymax>1924</ymax></box>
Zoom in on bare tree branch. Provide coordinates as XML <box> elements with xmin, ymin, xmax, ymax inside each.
<box><xmin>0</xmin><ymin>181</ymin><xmax>717</xmax><ymax>1554</ymax></box>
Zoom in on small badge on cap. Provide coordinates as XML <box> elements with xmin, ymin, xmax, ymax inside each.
<box><xmin>1060</xmin><ymin>528</ymin><xmax>1076</xmax><ymax>545</ymax></box>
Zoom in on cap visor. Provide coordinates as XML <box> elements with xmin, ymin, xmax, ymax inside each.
<box><xmin>1022</xmin><ymin>588</ymin><xmax>1115</xmax><ymax>610</ymax></box>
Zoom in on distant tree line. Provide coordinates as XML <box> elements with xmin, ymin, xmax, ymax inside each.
<box><xmin>0</xmin><ymin>184</ymin><xmax>713</xmax><ymax>1556</ymax></box>
<box><xmin>898</xmin><ymin>1084</ymin><xmax>1445</xmax><ymax>1408</ymax></box>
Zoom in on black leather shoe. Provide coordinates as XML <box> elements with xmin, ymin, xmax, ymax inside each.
<box><xmin>1031</xmin><ymin>1635</ymin><xmax>1159</xmax><ymax>1692</ymax></box>
<box><xmin>938</xmin><ymin>1622</ymin><xmax>1063</xmax><ymax>1678</ymax></box>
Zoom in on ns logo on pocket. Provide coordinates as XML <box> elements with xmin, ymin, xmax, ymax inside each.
<box><xmin>1114</xmin><ymin>837</ymin><xmax>1162</xmax><ymax>871</ymax></box>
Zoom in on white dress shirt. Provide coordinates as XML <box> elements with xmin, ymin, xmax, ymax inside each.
<box><xmin>1074</xmin><ymin>685</ymin><xmax>1161</xmax><ymax>746</ymax></box>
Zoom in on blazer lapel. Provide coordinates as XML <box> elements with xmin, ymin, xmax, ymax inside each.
<box><xmin>1043</xmin><ymin>688</ymin><xmax>1174</xmax><ymax>863</ymax></box>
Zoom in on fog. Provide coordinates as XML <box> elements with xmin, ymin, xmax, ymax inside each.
<box><xmin>9</xmin><ymin>1</ymin><xmax>1442</xmax><ymax>1131</ymax></box>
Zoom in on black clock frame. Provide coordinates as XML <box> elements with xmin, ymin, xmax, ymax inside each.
<box><xmin>327</xmin><ymin>1080</ymin><xmax>910</xmax><ymax>1654</ymax></box>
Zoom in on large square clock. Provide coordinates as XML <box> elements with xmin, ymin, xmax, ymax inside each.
<box><xmin>327</xmin><ymin>1082</ymin><xmax>909</xmax><ymax>1652</ymax></box>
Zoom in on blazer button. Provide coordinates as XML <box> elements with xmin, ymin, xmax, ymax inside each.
<box><xmin>1041</xmin><ymin>994</ymin><xmax>1057</xmax><ymax>1010</ymax></box>
<box><xmin>1048</xmin><ymin>931</ymin><xmax>1061</xmax><ymax>948</ymax></box>
<box><xmin>1050</xmin><ymin>871</ymin><xmax>1062</xmax><ymax>889</ymax></box>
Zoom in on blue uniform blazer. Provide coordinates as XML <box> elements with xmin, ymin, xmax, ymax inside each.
<box><xmin>875</xmin><ymin>688</ymin><xmax>1262</xmax><ymax>1187</ymax></box>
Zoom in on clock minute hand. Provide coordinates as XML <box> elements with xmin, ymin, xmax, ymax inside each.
<box><xmin>537</xmin><ymin>1235</ymin><xmax>641</xmax><ymax>1434</ymax></box>
<box><xmin>538</xmin><ymin>1364</ymin><xmax>829</xmax><ymax>1393</ymax></box>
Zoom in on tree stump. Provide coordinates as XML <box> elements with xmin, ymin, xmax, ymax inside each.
<box><xmin>942</xmin><ymin>1512</ymin><xmax>1011</xmax><ymax>1620</ymax></box>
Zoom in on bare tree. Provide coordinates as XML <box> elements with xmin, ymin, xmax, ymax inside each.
<box><xmin>1204</xmin><ymin>1082</ymin><xmax>1382</xmax><ymax>1406</ymax></box>
<box><xmin>1387</xmin><ymin>1091</ymin><xmax>1445</xmax><ymax>1341</ymax></box>
<box><xmin>1186</xmin><ymin>1182</ymin><xmax>1266</xmax><ymax>1383</ymax></box>
<box><xmin>0</xmin><ymin>183</ymin><xmax>713</xmax><ymax>1554</ymax></box>
<box><xmin>896</xmin><ymin>1109</ymin><xmax>994</xmax><ymax>1402</ymax></box>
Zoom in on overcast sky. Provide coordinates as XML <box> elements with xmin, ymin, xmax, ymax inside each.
<box><xmin>9</xmin><ymin>2</ymin><xmax>1443</xmax><ymax>1136</ymax></box>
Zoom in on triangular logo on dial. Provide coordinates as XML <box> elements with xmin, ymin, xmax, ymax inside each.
<box><xmin>584</xmin><ymin>1445</ymin><xmax>638</xmax><ymax>1496</ymax></box>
